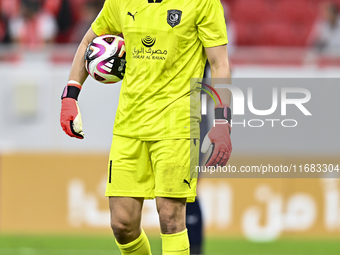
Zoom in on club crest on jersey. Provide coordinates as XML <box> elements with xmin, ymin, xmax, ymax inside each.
<box><xmin>167</xmin><ymin>10</ymin><xmax>182</xmax><ymax>28</ymax></box>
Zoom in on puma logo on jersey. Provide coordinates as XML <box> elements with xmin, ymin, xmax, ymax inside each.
<box><xmin>183</xmin><ymin>179</ymin><xmax>191</xmax><ymax>189</ymax></box>
<box><xmin>127</xmin><ymin>11</ymin><xmax>137</xmax><ymax>21</ymax></box>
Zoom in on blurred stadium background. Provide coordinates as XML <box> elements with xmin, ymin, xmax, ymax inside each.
<box><xmin>1</xmin><ymin>0</ymin><xmax>340</xmax><ymax>254</ymax></box>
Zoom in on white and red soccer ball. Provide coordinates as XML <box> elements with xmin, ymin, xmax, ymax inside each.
<box><xmin>85</xmin><ymin>35</ymin><xmax>126</xmax><ymax>84</ymax></box>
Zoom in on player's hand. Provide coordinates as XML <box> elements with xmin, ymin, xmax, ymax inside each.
<box><xmin>201</xmin><ymin>105</ymin><xmax>232</xmax><ymax>167</ymax></box>
<box><xmin>60</xmin><ymin>82</ymin><xmax>84</xmax><ymax>139</ymax></box>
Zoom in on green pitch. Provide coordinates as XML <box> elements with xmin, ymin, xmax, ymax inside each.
<box><xmin>0</xmin><ymin>235</ymin><xmax>340</xmax><ymax>255</ymax></box>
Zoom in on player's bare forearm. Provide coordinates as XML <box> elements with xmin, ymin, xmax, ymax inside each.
<box><xmin>202</xmin><ymin>44</ymin><xmax>232</xmax><ymax>167</ymax></box>
<box><xmin>211</xmin><ymin>64</ymin><xmax>231</xmax><ymax>106</ymax></box>
<box><xmin>68</xmin><ymin>28</ymin><xmax>98</xmax><ymax>85</ymax></box>
<box><xmin>205</xmin><ymin>44</ymin><xmax>231</xmax><ymax>106</ymax></box>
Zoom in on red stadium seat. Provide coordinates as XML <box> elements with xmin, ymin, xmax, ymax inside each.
<box><xmin>235</xmin><ymin>21</ymin><xmax>264</xmax><ymax>46</ymax></box>
<box><xmin>232</xmin><ymin>0</ymin><xmax>268</xmax><ymax>23</ymax></box>
<box><xmin>229</xmin><ymin>0</ymin><xmax>339</xmax><ymax>46</ymax></box>
<box><xmin>261</xmin><ymin>22</ymin><xmax>292</xmax><ymax>46</ymax></box>
<box><xmin>279</xmin><ymin>0</ymin><xmax>318</xmax><ymax>23</ymax></box>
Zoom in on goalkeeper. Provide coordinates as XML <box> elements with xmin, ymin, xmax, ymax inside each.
<box><xmin>60</xmin><ymin>0</ymin><xmax>232</xmax><ymax>254</ymax></box>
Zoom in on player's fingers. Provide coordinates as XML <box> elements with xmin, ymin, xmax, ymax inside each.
<box><xmin>61</xmin><ymin>120</ymin><xmax>83</xmax><ymax>139</ymax></box>
<box><xmin>228</xmin><ymin>143</ymin><xmax>232</xmax><ymax>154</ymax></box>
<box><xmin>216</xmin><ymin>151</ymin><xmax>225</xmax><ymax>166</ymax></box>
<box><xmin>61</xmin><ymin>121</ymin><xmax>68</xmax><ymax>133</ymax></box>
<box><xmin>206</xmin><ymin>149</ymin><xmax>220</xmax><ymax>166</ymax></box>
<box><xmin>220</xmin><ymin>152</ymin><xmax>230</xmax><ymax>167</ymax></box>
<box><xmin>61</xmin><ymin>120</ymin><xmax>72</xmax><ymax>136</ymax></box>
<box><xmin>70</xmin><ymin>120</ymin><xmax>84</xmax><ymax>139</ymax></box>
<box><xmin>64</xmin><ymin>124</ymin><xmax>74</xmax><ymax>137</ymax></box>
<box><xmin>215</xmin><ymin>151</ymin><xmax>224</xmax><ymax>166</ymax></box>
<box><xmin>72</xmin><ymin>113</ymin><xmax>84</xmax><ymax>139</ymax></box>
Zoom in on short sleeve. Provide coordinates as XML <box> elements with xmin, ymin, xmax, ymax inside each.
<box><xmin>196</xmin><ymin>0</ymin><xmax>228</xmax><ymax>48</ymax></box>
<box><xmin>91</xmin><ymin>0</ymin><xmax>122</xmax><ymax>36</ymax></box>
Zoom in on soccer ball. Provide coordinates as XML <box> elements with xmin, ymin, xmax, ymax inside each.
<box><xmin>84</xmin><ymin>35</ymin><xmax>126</xmax><ymax>84</ymax></box>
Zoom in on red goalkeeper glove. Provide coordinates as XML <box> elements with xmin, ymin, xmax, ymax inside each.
<box><xmin>201</xmin><ymin>105</ymin><xmax>232</xmax><ymax>167</ymax></box>
<box><xmin>60</xmin><ymin>82</ymin><xmax>84</xmax><ymax>139</ymax></box>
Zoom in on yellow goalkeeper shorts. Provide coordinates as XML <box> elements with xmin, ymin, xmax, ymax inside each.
<box><xmin>105</xmin><ymin>135</ymin><xmax>199</xmax><ymax>202</ymax></box>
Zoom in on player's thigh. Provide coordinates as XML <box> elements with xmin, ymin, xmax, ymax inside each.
<box><xmin>150</xmin><ymin>139</ymin><xmax>199</xmax><ymax>202</ymax></box>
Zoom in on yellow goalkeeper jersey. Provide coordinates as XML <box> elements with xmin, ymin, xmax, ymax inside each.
<box><xmin>92</xmin><ymin>0</ymin><xmax>228</xmax><ymax>140</ymax></box>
